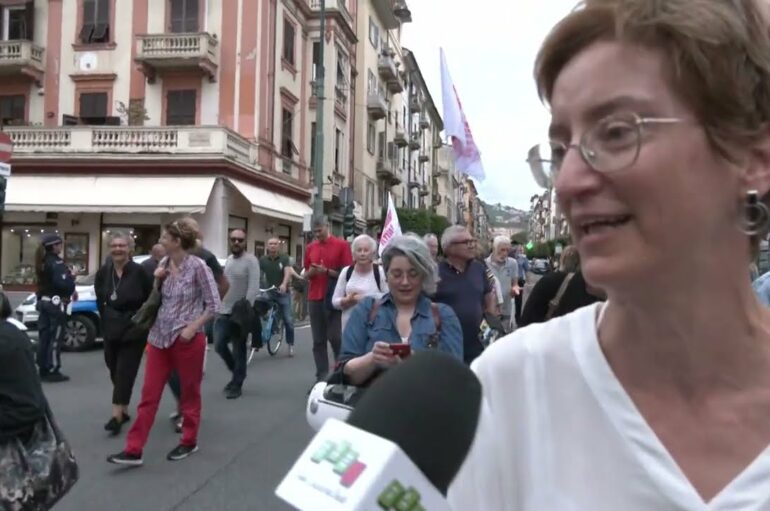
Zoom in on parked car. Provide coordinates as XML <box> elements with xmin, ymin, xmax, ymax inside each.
<box><xmin>531</xmin><ymin>258</ymin><xmax>550</xmax><ymax>275</ymax></box>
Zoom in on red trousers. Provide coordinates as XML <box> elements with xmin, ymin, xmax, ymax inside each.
<box><xmin>125</xmin><ymin>333</ymin><xmax>205</xmax><ymax>456</ymax></box>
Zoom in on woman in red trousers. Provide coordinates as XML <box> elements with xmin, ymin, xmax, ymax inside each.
<box><xmin>107</xmin><ymin>218</ymin><xmax>220</xmax><ymax>466</ymax></box>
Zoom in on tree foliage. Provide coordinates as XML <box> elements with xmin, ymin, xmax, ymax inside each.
<box><xmin>387</xmin><ymin>208</ymin><xmax>451</xmax><ymax>237</ymax></box>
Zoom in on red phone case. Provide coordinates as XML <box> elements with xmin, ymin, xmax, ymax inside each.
<box><xmin>390</xmin><ymin>344</ymin><xmax>412</xmax><ymax>358</ymax></box>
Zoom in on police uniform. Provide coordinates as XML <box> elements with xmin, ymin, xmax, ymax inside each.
<box><xmin>36</xmin><ymin>234</ymin><xmax>75</xmax><ymax>380</ymax></box>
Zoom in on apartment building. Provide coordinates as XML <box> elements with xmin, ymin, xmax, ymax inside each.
<box><xmin>0</xmin><ymin>0</ymin><xmax>316</xmax><ymax>289</ymax></box>
<box><xmin>401</xmin><ymin>48</ymin><xmax>441</xmax><ymax>212</ymax></box>
<box><xmin>434</xmin><ymin>145</ymin><xmax>463</xmax><ymax>224</ymax></box>
<box><xmin>352</xmin><ymin>0</ymin><xmax>411</xmax><ymax>234</ymax></box>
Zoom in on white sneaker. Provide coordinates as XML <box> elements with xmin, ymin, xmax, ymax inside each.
<box><xmin>288</xmin><ymin>345</ymin><xmax>295</xmax><ymax>357</ymax></box>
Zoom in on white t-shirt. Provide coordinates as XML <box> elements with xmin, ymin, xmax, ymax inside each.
<box><xmin>448</xmin><ymin>303</ymin><xmax>770</xmax><ymax>510</ymax></box>
<box><xmin>332</xmin><ymin>264</ymin><xmax>388</xmax><ymax>334</ymax></box>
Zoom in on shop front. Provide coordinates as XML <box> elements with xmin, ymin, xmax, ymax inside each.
<box><xmin>2</xmin><ymin>175</ymin><xmax>312</xmax><ymax>290</ymax></box>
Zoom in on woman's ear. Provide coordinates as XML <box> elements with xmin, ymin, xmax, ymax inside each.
<box><xmin>742</xmin><ymin>125</ymin><xmax>770</xmax><ymax>196</ymax></box>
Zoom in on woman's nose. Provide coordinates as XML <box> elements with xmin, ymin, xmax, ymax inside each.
<box><xmin>554</xmin><ymin>146</ymin><xmax>604</xmax><ymax>202</ymax></box>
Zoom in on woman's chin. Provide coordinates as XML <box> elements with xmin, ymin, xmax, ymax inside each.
<box><xmin>581</xmin><ymin>255</ymin><xmax>645</xmax><ymax>295</ymax></box>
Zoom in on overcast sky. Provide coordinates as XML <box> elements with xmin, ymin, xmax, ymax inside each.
<box><xmin>402</xmin><ymin>0</ymin><xmax>576</xmax><ymax>210</ymax></box>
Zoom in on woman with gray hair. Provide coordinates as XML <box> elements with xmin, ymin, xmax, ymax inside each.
<box><xmin>95</xmin><ymin>231</ymin><xmax>152</xmax><ymax>435</ymax></box>
<box><xmin>337</xmin><ymin>236</ymin><xmax>463</xmax><ymax>385</ymax></box>
<box><xmin>332</xmin><ymin>234</ymin><xmax>388</xmax><ymax>333</ymax></box>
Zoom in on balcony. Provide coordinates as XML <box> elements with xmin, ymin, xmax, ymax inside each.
<box><xmin>3</xmin><ymin>125</ymin><xmax>307</xmax><ymax>186</ymax></box>
<box><xmin>305</xmin><ymin>0</ymin><xmax>355</xmax><ymax>31</ymax></box>
<box><xmin>418</xmin><ymin>153</ymin><xmax>429</xmax><ymax>163</ymax></box>
<box><xmin>135</xmin><ymin>33</ymin><xmax>218</xmax><ymax>83</ymax></box>
<box><xmin>378</xmin><ymin>53</ymin><xmax>397</xmax><ymax>80</ymax></box>
<box><xmin>376</xmin><ymin>158</ymin><xmax>401</xmax><ymax>185</ymax></box>
<box><xmin>419</xmin><ymin>116</ymin><xmax>430</xmax><ymax>130</ymax></box>
<box><xmin>0</xmin><ymin>41</ymin><xmax>45</xmax><ymax>85</ymax></box>
<box><xmin>408</xmin><ymin>134</ymin><xmax>420</xmax><ymax>151</ymax></box>
<box><xmin>372</xmin><ymin>0</ymin><xmax>411</xmax><ymax>29</ymax></box>
<box><xmin>419</xmin><ymin>184</ymin><xmax>430</xmax><ymax>197</ymax></box>
<box><xmin>432</xmin><ymin>193</ymin><xmax>442</xmax><ymax>206</ymax></box>
<box><xmin>394</xmin><ymin>125</ymin><xmax>407</xmax><ymax>147</ymax></box>
<box><xmin>367</xmin><ymin>92</ymin><xmax>387</xmax><ymax>120</ymax></box>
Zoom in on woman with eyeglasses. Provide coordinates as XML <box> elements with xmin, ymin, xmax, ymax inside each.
<box><xmin>107</xmin><ymin>218</ymin><xmax>220</xmax><ymax>466</ymax></box>
<box><xmin>336</xmin><ymin>236</ymin><xmax>462</xmax><ymax>386</ymax></box>
<box><xmin>449</xmin><ymin>1</ymin><xmax>770</xmax><ymax>509</ymax></box>
<box><xmin>95</xmin><ymin>231</ymin><xmax>152</xmax><ymax>435</ymax></box>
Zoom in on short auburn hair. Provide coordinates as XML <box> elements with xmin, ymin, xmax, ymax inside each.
<box><xmin>535</xmin><ymin>0</ymin><xmax>770</xmax><ymax>161</ymax></box>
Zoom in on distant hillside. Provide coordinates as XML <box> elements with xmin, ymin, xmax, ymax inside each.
<box><xmin>482</xmin><ymin>201</ymin><xmax>529</xmax><ymax>231</ymax></box>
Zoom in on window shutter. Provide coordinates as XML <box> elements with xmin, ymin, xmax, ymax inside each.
<box><xmin>80</xmin><ymin>92</ymin><xmax>107</xmax><ymax>119</ymax></box>
<box><xmin>167</xmin><ymin>90</ymin><xmax>196</xmax><ymax>125</ymax></box>
<box><xmin>184</xmin><ymin>0</ymin><xmax>199</xmax><ymax>32</ymax></box>
<box><xmin>80</xmin><ymin>0</ymin><xmax>96</xmax><ymax>42</ymax></box>
<box><xmin>170</xmin><ymin>0</ymin><xmax>184</xmax><ymax>32</ymax></box>
<box><xmin>23</xmin><ymin>1</ymin><xmax>34</xmax><ymax>40</ymax></box>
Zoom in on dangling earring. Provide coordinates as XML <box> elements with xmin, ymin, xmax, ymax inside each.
<box><xmin>741</xmin><ymin>190</ymin><xmax>770</xmax><ymax>236</ymax></box>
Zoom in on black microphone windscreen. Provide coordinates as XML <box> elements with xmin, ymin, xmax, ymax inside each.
<box><xmin>346</xmin><ymin>350</ymin><xmax>482</xmax><ymax>495</ymax></box>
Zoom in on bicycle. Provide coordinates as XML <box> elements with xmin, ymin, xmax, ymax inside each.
<box><xmin>249</xmin><ymin>286</ymin><xmax>285</xmax><ymax>362</ymax></box>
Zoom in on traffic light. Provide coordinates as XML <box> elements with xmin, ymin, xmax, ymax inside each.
<box><xmin>343</xmin><ymin>202</ymin><xmax>356</xmax><ymax>239</ymax></box>
<box><xmin>0</xmin><ymin>177</ymin><xmax>7</xmax><ymax>213</ymax></box>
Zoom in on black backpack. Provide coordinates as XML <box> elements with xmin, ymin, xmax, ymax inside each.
<box><xmin>345</xmin><ymin>264</ymin><xmax>382</xmax><ymax>291</ymax></box>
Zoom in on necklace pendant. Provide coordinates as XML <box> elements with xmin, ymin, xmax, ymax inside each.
<box><xmin>110</xmin><ymin>291</ymin><xmax>118</xmax><ymax>301</ymax></box>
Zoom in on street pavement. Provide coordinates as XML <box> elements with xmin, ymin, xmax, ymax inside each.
<box><xmin>47</xmin><ymin>326</ymin><xmax>317</xmax><ymax>511</ymax></box>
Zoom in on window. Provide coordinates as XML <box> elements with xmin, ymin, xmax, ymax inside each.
<box><xmin>366</xmin><ymin>181</ymin><xmax>375</xmax><ymax>218</ymax></box>
<box><xmin>334</xmin><ymin>129</ymin><xmax>342</xmax><ymax>172</ymax></box>
<box><xmin>367</xmin><ymin>69</ymin><xmax>377</xmax><ymax>95</ymax></box>
<box><xmin>368</xmin><ymin>17</ymin><xmax>379</xmax><ymax>49</ymax></box>
<box><xmin>2</xmin><ymin>4</ymin><xmax>31</xmax><ymax>41</ymax></box>
<box><xmin>367</xmin><ymin>123</ymin><xmax>375</xmax><ymax>155</ymax></box>
<box><xmin>166</xmin><ymin>89</ymin><xmax>196</xmax><ymax>125</ymax></box>
<box><xmin>336</xmin><ymin>47</ymin><xmax>348</xmax><ymax>87</ymax></box>
<box><xmin>80</xmin><ymin>0</ymin><xmax>110</xmax><ymax>44</ymax></box>
<box><xmin>0</xmin><ymin>95</ymin><xmax>24</xmax><ymax>126</ymax></box>
<box><xmin>170</xmin><ymin>0</ymin><xmax>198</xmax><ymax>33</ymax></box>
<box><xmin>281</xmin><ymin>107</ymin><xmax>294</xmax><ymax>158</ymax></box>
<box><xmin>282</xmin><ymin>19</ymin><xmax>295</xmax><ymax>66</ymax></box>
<box><xmin>377</xmin><ymin>131</ymin><xmax>386</xmax><ymax>160</ymax></box>
<box><xmin>312</xmin><ymin>41</ymin><xmax>321</xmax><ymax>81</ymax></box>
<box><xmin>79</xmin><ymin>92</ymin><xmax>108</xmax><ymax>120</ymax></box>
<box><xmin>310</xmin><ymin>122</ymin><xmax>317</xmax><ymax>169</ymax></box>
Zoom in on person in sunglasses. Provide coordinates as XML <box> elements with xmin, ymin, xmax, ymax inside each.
<box><xmin>434</xmin><ymin>225</ymin><xmax>498</xmax><ymax>364</ymax></box>
<box><xmin>213</xmin><ymin>229</ymin><xmax>260</xmax><ymax>400</ymax></box>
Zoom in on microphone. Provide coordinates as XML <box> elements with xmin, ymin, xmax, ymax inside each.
<box><xmin>276</xmin><ymin>351</ymin><xmax>482</xmax><ymax>510</ymax></box>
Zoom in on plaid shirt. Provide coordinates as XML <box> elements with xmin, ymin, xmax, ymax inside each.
<box><xmin>148</xmin><ymin>255</ymin><xmax>221</xmax><ymax>349</ymax></box>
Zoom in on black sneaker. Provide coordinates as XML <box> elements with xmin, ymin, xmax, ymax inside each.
<box><xmin>107</xmin><ymin>451</ymin><xmax>143</xmax><ymax>466</ymax></box>
<box><xmin>166</xmin><ymin>444</ymin><xmax>198</xmax><ymax>461</ymax></box>
<box><xmin>42</xmin><ymin>372</ymin><xmax>70</xmax><ymax>383</ymax></box>
<box><xmin>225</xmin><ymin>386</ymin><xmax>242</xmax><ymax>400</ymax></box>
<box><xmin>223</xmin><ymin>382</ymin><xmax>235</xmax><ymax>393</ymax></box>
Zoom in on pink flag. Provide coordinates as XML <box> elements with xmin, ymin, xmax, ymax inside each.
<box><xmin>379</xmin><ymin>192</ymin><xmax>402</xmax><ymax>257</ymax></box>
<box><xmin>440</xmin><ymin>48</ymin><xmax>485</xmax><ymax>181</ymax></box>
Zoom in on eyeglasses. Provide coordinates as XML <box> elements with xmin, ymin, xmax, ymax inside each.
<box><xmin>230</xmin><ymin>238</ymin><xmax>245</xmax><ymax>243</ymax></box>
<box><xmin>387</xmin><ymin>269</ymin><xmax>422</xmax><ymax>282</ymax></box>
<box><xmin>450</xmin><ymin>239</ymin><xmax>477</xmax><ymax>247</ymax></box>
<box><xmin>526</xmin><ymin>112</ymin><xmax>685</xmax><ymax>188</ymax></box>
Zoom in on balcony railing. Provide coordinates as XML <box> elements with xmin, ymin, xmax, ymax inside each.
<box><xmin>307</xmin><ymin>0</ymin><xmax>354</xmax><ymax>28</ymax></box>
<box><xmin>135</xmin><ymin>33</ymin><xmax>218</xmax><ymax>81</ymax></box>
<box><xmin>0</xmin><ymin>40</ymin><xmax>45</xmax><ymax>83</ymax></box>
<box><xmin>4</xmin><ymin>126</ymin><xmax>305</xmax><ymax>185</ymax></box>
<box><xmin>367</xmin><ymin>93</ymin><xmax>387</xmax><ymax>120</ymax></box>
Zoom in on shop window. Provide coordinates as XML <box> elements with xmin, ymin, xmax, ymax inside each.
<box><xmin>1</xmin><ymin>226</ymin><xmax>61</xmax><ymax>288</ymax></box>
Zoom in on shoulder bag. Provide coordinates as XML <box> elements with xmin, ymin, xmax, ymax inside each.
<box><xmin>131</xmin><ymin>259</ymin><xmax>168</xmax><ymax>332</ymax></box>
<box><xmin>545</xmin><ymin>272</ymin><xmax>575</xmax><ymax>321</ymax></box>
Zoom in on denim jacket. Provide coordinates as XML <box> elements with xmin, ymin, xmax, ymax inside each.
<box><xmin>340</xmin><ymin>293</ymin><xmax>464</xmax><ymax>362</ymax></box>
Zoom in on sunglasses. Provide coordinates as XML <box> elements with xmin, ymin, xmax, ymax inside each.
<box><xmin>230</xmin><ymin>237</ymin><xmax>245</xmax><ymax>243</ymax></box>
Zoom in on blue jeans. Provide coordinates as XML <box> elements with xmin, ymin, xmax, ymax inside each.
<box><xmin>275</xmin><ymin>291</ymin><xmax>295</xmax><ymax>345</ymax></box>
<box><xmin>213</xmin><ymin>314</ymin><xmax>247</xmax><ymax>388</ymax></box>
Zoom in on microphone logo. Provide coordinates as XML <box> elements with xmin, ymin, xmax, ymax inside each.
<box><xmin>311</xmin><ymin>439</ymin><xmax>367</xmax><ymax>489</ymax></box>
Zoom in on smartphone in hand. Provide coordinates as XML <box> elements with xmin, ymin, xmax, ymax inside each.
<box><xmin>390</xmin><ymin>344</ymin><xmax>412</xmax><ymax>358</ymax></box>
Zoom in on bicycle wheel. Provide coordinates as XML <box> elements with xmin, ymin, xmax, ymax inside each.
<box><xmin>266</xmin><ymin>309</ymin><xmax>284</xmax><ymax>356</ymax></box>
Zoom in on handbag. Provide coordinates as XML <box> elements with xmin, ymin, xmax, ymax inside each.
<box><xmin>0</xmin><ymin>403</ymin><xmax>79</xmax><ymax>510</ymax></box>
<box><xmin>130</xmin><ymin>259</ymin><xmax>168</xmax><ymax>331</ymax></box>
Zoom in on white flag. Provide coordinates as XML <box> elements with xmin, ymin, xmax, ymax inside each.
<box><xmin>440</xmin><ymin>48</ymin><xmax>485</xmax><ymax>181</ymax></box>
<box><xmin>379</xmin><ymin>193</ymin><xmax>402</xmax><ymax>257</ymax></box>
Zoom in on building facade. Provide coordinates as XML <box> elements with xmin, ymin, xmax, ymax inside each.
<box><xmin>434</xmin><ymin>145</ymin><xmax>462</xmax><ymax>224</ymax></box>
<box><xmin>1</xmin><ymin>0</ymin><xmax>315</xmax><ymax>290</ymax></box>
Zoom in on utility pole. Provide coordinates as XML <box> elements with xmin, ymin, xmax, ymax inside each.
<box><xmin>312</xmin><ymin>0</ymin><xmax>326</xmax><ymax>220</ymax></box>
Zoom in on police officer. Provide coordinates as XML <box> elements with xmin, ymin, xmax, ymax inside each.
<box><xmin>34</xmin><ymin>233</ymin><xmax>75</xmax><ymax>382</ymax></box>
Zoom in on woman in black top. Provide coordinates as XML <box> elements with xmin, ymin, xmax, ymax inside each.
<box><xmin>95</xmin><ymin>232</ymin><xmax>152</xmax><ymax>435</ymax></box>
<box><xmin>0</xmin><ymin>292</ymin><xmax>46</xmax><ymax>443</ymax></box>
<box><xmin>519</xmin><ymin>247</ymin><xmax>605</xmax><ymax>327</ymax></box>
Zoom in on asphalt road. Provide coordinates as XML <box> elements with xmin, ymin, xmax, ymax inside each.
<box><xmin>46</xmin><ymin>326</ymin><xmax>318</xmax><ymax>511</ymax></box>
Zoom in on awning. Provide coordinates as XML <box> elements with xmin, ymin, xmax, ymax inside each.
<box><xmin>6</xmin><ymin>176</ymin><xmax>216</xmax><ymax>213</ymax></box>
<box><xmin>227</xmin><ymin>178</ymin><xmax>311</xmax><ymax>223</ymax></box>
